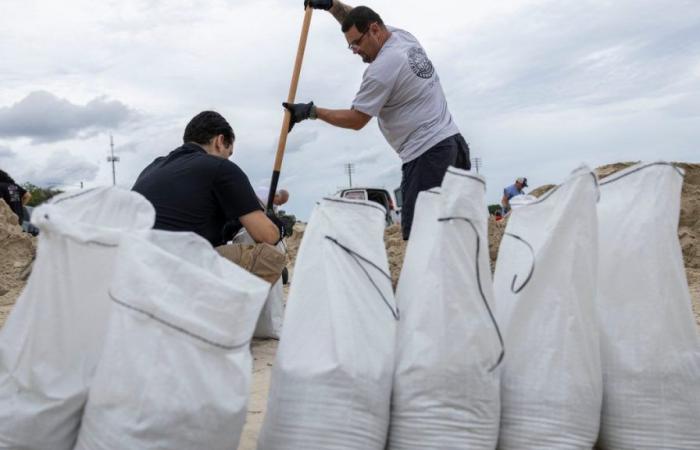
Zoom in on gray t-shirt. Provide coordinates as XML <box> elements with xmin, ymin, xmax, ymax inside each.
<box><xmin>352</xmin><ymin>26</ymin><xmax>460</xmax><ymax>163</ymax></box>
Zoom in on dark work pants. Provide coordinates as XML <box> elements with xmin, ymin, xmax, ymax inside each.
<box><xmin>400</xmin><ymin>133</ymin><xmax>470</xmax><ymax>240</ymax></box>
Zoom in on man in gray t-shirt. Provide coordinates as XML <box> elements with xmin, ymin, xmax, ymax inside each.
<box><xmin>285</xmin><ymin>1</ymin><xmax>470</xmax><ymax>239</ymax></box>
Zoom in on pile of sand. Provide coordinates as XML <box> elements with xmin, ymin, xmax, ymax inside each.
<box><xmin>488</xmin><ymin>217</ymin><xmax>508</xmax><ymax>271</ymax></box>
<box><xmin>0</xmin><ymin>200</ymin><xmax>36</xmax><ymax>327</ymax></box>
<box><xmin>285</xmin><ymin>223</ymin><xmax>306</xmax><ymax>268</ymax></box>
<box><xmin>676</xmin><ymin>163</ymin><xmax>700</xmax><ymax>270</ymax></box>
<box><xmin>384</xmin><ymin>224</ymin><xmax>406</xmax><ymax>289</ymax></box>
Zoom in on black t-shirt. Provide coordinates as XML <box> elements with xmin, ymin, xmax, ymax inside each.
<box><xmin>132</xmin><ymin>143</ymin><xmax>262</xmax><ymax>246</ymax></box>
<box><xmin>0</xmin><ymin>182</ymin><xmax>27</xmax><ymax>225</ymax></box>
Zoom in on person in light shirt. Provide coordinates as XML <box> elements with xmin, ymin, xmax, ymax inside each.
<box><xmin>501</xmin><ymin>177</ymin><xmax>528</xmax><ymax>215</ymax></box>
<box><xmin>284</xmin><ymin>0</ymin><xmax>470</xmax><ymax>240</ymax></box>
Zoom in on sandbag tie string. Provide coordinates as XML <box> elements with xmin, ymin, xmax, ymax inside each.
<box><xmin>50</xmin><ymin>187</ymin><xmax>100</xmax><ymax>205</ymax></box>
<box><xmin>109</xmin><ymin>292</ymin><xmax>249</xmax><ymax>351</ymax></box>
<box><xmin>438</xmin><ymin>217</ymin><xmax>505</xmax><ymax>371</ymax></box>
<box><xmin>503</xmin><ymin>232</ymin><xmax>535</xmax><ymax>294</ymax></box>
<box><xmin>600</xmin><ymin>161</ymin><xmax>684</xmax><ymax>186</ymax></box>
<box><xmin>526</xmin><ymin>169</ymin><xmax>600</xmax><ymax>205</ymax></box>
<box><xmin>324</xmin><ymin>236</ymin><xmax>400</xmax><ymax>321</ymax></box>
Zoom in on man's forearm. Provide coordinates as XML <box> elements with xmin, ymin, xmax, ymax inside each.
<box><xmin>316</xmin><ymin>107</ymin><xmax>370</xmax><ymax>130</ymax></box>
<box><xmin>329</xmin><ymin>0</ymin><xmax>353</xmax><ymax>24</ymax></box>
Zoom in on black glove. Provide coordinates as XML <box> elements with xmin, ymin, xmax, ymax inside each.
<box><xmin>266</xmin><ymin>211</ymin><xmax>286</xmax><ymax>243</ymax></box>
<box><xmin>304</xmin><ymin>0</ymin><xmax>333</xmax><ymax>10</ymax></box>
<box><xmin>283</xmin><ymin>101</ymin><xmax>315</xmax><ymax>132</ymax></box>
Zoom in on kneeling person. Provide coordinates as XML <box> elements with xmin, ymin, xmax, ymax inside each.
<box><xmin>133</xmin><ymin>111</ymin><xmax>285</xmax><ymax>282</ymax></box>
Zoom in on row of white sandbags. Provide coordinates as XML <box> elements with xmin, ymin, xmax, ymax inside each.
<box><xmin>258</xmin><ymin>167</ymin><xmax>505</xmax><ymax>449</ymax></box>
<box><xmin>258</xmin><ymin>162</ymin><xmax>700</xmax><ymax>450</ymax></box>
<box><xmin>496</xmin><ymin>162</ymin><xmax>700</xmax><ymax>450</ymax></box>
<box><xmin>0</xmin><ymin>187</ymin><xmax>269</xmax><ymax>450</ymax></box>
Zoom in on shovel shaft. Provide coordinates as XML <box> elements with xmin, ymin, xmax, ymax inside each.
<box><xmin>267</xmin><ymin>6</ymin><xmax>314</xmax><ymax>212</ymax></box>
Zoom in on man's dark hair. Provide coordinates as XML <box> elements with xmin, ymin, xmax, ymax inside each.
<box><xmin>183</xmin><ymin>111</ymin><xmax>235</xmax><ymax>147</ymax></box>
<box><xmin>341</xmin><ymin>6</ymin><xmax>384</xmax><ymax>33</ymax></box>
<box><xmin>0</xmin><ymin>169</ymin><xmax>15</xmax><ymax>184</ymax></box>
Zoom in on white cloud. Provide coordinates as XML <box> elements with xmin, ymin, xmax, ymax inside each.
<box><xmin>19</xmin><ymin>150</ymin><xmax>100</xmax><ymax>188</ymax></box>
<box><xmin>0</xmin><ymin>0</ymin><xmax>698</xmax><ymax>216</ymax></box>
<box><xmin>0</xmin><ymin>91</ymin><xmax>138</xmax><ymax>143</ymax></box>
<box><xmin>0</xmin><ymin>145</ymin><xmax>17</xmax><ymax>160</ymax></box>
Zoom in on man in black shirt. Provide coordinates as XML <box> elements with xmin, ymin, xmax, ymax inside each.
<box><xmin>0</xmin><ymin>169</ymin><xmax>31</xmax><ymax>226</ymax></box>
<box><xmin>133</xmin><ymin>111</ymin><xmax>281</xmax><ymax>247</ymax></box>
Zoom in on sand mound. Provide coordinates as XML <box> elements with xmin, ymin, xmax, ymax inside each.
<box><xmin>676</xmin><ymin>163</ymin><xmax>700</xmax><ymax>270</ymax></box>
<box><xmin>527</xmin><ymin>184</ymin><xmax>555</xmax><ymax>198</ymax></box>
<box><xmin>488</xmin><ymin>217</ymin><xmax>508</xmax><ymax>271</ymax></box>
<box><xmin>0</xmin><ymin>200</ymin><xmax>36</xmax><ymax>326</ymax></box>
<box><xmin>384</xmin><ymin>224</ymin><xmax>406</xmax><ymax>289</ymax></box>
<box><xmin>285</xmin><ymin>223</ymin><xmax>306</xmax><ymax>268</ymax></box>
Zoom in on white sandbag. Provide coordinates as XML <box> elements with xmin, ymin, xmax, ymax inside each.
<box><xmin>493</xmin><ymin>167</ymin><xmax>602</xmax><ymax>449</ymax></box>
<box><xmin>74</xmin><ymin>230</ymin><xmax>269</xmax><ymax>450</ymax></box>
<box><xmin>596</xmin><ymin>162</ymin><xmax>700</xmax><ymax>450</ymax></box>
<box><xmin>258</xmin><ymin>197</ymin><xmax>398</xmax><ymax>450</ymax></box>
<box><xmin>388</xmin><ymin>168</ymin><xmax>503</xmax><ymax>450</ymax></box>
<box><xmin>0</xmin><ymin>187</ymin><xmax>155</xmax><ymax>450</ymax></box>
<box><xmin>254</xmin><ymin>279</ymin><xmax>284</xmax><ymax>339</ymax></box>
<box><xmin>232</xmin><ymin>230</ymin><xmax>285</xmax><ymax>339</ymax></box>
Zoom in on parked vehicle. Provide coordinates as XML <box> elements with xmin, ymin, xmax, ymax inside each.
<box><xmin>335</xmin><ymin>187</ymin><xmax>401</xmax><ymax>226</ymax></box>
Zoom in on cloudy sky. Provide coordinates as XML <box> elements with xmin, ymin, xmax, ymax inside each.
<box><xmin>1</xmin><ymin>0</ymin><xmax>699</xmax><ymax>219</ymax></box>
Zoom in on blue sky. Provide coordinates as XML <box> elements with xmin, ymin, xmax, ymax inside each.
<box><xmin>1</xmin><ymin>0</ymin><xmax>698</xmax><ymax>218</ymax></box>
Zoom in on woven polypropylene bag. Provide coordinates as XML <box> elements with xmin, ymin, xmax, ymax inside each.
<box><xmin>388</xmin><ymin>167</ymin><xmax>503</xmax><ymax>450</ymax></box>
<box><xmin>494</xmin><ymin>167</ymin><xmax>602</xmax><ymax>449</ymax></box>
<box><xmin>258</xmin><ymin>197</ymin><xmax>398</xmax><ymax>450</ymax></box>
<box><xmin>0</xmin><ymin>188</ymin><xmax>154</xmax><ymax>450</ymax></box>
<box><xmin>74</xmin><ymin>230</ymin><xmax>269</xmax><ymax>450</ymax></box>
<box><xmin>596</xmin><ymin>162</ymin><xmax>700</xmax><ymax>450</ymax></box>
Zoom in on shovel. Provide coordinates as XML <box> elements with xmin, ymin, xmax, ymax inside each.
<box><xmin>266</xmin><ymin>6</ymin><xmax>314</xmax><ymax>212</ymax></box>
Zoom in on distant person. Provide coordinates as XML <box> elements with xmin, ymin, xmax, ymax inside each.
<box><xmin>132</xmin><ymin>111</ymin><xmax>285</xmax><ymax>283</ymax></box>
<box><xmin>285</xmin><ymin>1</ymin><xmax>470</xmax><ymax>240</ymax></box>
<box><xmin>501</xmin><ymin>177</ymin><xmax>528</xmax><ymax>215</ymax></box>
<box><xmin>0</xmin><ymin>169</ymin><xmax>31</xmax><ymax>226</ymax></box>
<box><xmin>255</xmin><ymin>187</ymin><xmax>290</xmax><ymax>213</ymax></box>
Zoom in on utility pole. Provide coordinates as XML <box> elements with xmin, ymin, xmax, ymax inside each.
<box><xmin>344</xmin><ymin>163</ymin><xmax>355</xmax><ymax>188</ymax></box>
<box><xmin>107</xmin><ymin>134</ymin><xmax>120</xmax><ymax>186</ymax></box>
<box><xmin>471</xmin><ymin>157</ymin><xmax>482</xmax><ymax>174</ymax></box>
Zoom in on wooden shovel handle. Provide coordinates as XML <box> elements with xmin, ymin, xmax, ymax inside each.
<box><xmin>267</xmin><ymin>6</ymin><xmax>314</xmax><ymax>212</ymax></box>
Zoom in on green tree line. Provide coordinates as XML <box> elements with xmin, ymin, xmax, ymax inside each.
<box><xmin>21</xmin><ymin>183</ymin><xmax>63</xmax><ymax>207</ymax></box>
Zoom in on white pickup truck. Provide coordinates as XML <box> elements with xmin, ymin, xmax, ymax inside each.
<box><xmin>335</xmin><ymin>187</ymin><xmax>401</xmax><ymax>226</ymax></box>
